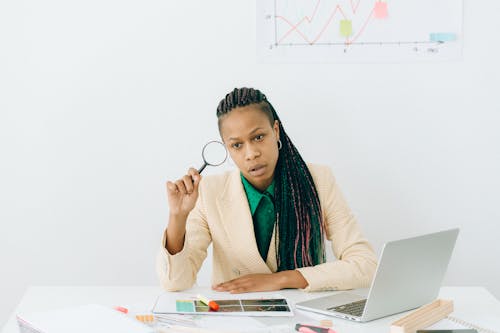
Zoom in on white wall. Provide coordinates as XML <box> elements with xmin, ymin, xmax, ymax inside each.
<box><xmin>1</xmin><ymin>0</ymin><xmax>499</xmax><ymax>327</ymax></box>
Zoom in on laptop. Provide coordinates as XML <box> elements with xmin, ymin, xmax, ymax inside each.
<box><xmin>295</xmin><ymin>228</ymin><xmax>459</xmax><ymax>322</ymax></box>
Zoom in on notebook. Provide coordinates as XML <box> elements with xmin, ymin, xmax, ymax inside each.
<box><xmin>427</xmin><ymin>315</ymin><xmax>498</xmax><ymax>333</ymax></box>
<box><xmin>17</xmin><ymin>304</ymin><xmax>154</xmax><ymax>333</ymax></box>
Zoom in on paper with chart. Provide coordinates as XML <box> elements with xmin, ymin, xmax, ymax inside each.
<box><xmin>257</xmin><ymin>0</ymin><xmax>463</xmax><ymax>62</ymax></box>
<box><xmin>152</xmin><ymin>292</ymin><xmax>294</xmax><ymax>317</ymax></box>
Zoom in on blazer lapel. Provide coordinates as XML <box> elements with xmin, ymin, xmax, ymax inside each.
<box><xmin>216</xmin><ymin>170</ymin><xmax>272</xmax><ymax>274</ymax></box>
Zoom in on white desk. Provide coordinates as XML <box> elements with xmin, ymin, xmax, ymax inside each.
<box><xmin>2</xmin><ymin>286</ymin><xmax>500</xmax><ymax>333</ymax></box>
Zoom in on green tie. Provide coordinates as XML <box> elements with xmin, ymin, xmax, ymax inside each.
<box><xmin>253</xmin><ymin>193</ymin><xmax>275</xmax><ymax>261</ymax></box>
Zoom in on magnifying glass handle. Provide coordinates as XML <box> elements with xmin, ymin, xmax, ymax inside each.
<box><xmin>197</xmin><ymin>162</ymin><xmax>208</xmax><ymax>174</ymax></box>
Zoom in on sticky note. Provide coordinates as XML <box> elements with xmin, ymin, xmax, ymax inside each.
<box><xmin>429</xmin><ymin>33</ymin><xmax>457</xmax><ymax>42</ymax></box>
<box><xmin>374</xmin><ymin>2</ymin><xmax>388</xmax><ymax>19</ymax></box>
<box><xmin>340</xmin><ymin>20</ymin><xmax>352</xmax><ymax>37</ymax></box>
<box><xmin>176</xmin><ymin>300</ymin><xmax>195</xmax><ymax>312</ymax></box>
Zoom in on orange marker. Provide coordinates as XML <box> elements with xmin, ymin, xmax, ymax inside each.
<box><xmin>196</xmin><ymin>294</ymin><xmax>219</xmax><ymax>311</ymax></box>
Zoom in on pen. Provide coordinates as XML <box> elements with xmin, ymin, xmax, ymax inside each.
<box><xmin>196</xmin><ymin>294</ymin><xmax>219</xmax><ymax>311</ymax></box>
<box><xmin>295</xmin><ymin>323</ymin><xmax>336</xmax><ymax>333</ymax></box>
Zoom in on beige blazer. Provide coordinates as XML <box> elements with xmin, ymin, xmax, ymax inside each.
<box><xmin>157</xmin><ymin>164</ymin><xmax>377</xmax><ymax>292</ymax></box>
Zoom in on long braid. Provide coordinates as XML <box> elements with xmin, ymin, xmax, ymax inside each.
<box><xmin>216</xmin><ymin>88</ymin><xmax>326</xmax><ymax>270</ymax></box>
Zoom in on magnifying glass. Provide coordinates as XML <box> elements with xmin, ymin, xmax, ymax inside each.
<box><xmin>198</xmin><ymin>140</ymin><xmax>228</xmax><ymax>173</ymax></box>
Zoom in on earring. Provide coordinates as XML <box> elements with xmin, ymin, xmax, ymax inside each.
<box><xmin>277</xmin><ymin>139</ymin><xmax>282</xmax><ymax>150</ymax></box>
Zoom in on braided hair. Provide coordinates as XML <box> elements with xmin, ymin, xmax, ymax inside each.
<box><xmin>216</xmin><ymin>87</ymin><xmax>326</xmax><ymax>271</ymax></box>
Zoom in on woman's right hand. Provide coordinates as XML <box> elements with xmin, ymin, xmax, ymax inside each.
<box><xmin>166</xmin><ymin>167</ymin><xmax>202</xmax><ymax>218</ymax></box>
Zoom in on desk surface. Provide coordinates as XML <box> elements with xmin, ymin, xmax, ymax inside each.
<box><xmin>2</xmin><ymin>286</ymin><xmax>500</xmax><ymax>333</ymax></box>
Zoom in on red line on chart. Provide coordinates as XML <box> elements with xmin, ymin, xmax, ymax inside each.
<box><xmin>313</xmin><ymin>6</ymin><xmax>349</xmax><ymax>44</ymax></box>
<box><xmin>276</xmin><ymin>0</ymin><xmax>363</xmax><ymax>44</ymax></box>
<box><xmin>276</xmin><ymin>0</ymin><xmax>324</xmax><ymax>43</ymax></box>
<box><xmin>307</xmin><ymin>0</ymin><xmax>322</xmax><ymax>22</ymax></box>
<box><xmin>276</xmin><ymin>0</ymin><xmax>376</xmax><ymax>46</ymax></box>
<box><xmin>346</xmin><ymin>8</ymin><xmax>374</xmax><ymax>44</ymax></box>
<box><xmin>277</xmin><ymin>5</ymin><xmax>348</xmax><ymax>44</ymax></box>
<box><xmin>350</xmin><ymin>0</ymin><xmax>362</xmax><ymax>13</ymax></box>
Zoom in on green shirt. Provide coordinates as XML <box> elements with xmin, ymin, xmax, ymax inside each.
<box><xmin>241</xmin><ymin>174</ymin><xmax>276</xmax><ymax>261</ymax></box>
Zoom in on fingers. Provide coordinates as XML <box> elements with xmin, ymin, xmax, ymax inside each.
<box><xmin>181</xmin><ymin>174</ymin><xmax>194</xmax><ymax>193</ymax></box>
<box><xmin>166</xmin><ymin>181</ymin><xmax>178</xmax><ymax>194</ymax></box>
<box><xmin>229</xmin><ymin>287</ymin><xmax>246</xmax><ymax>294</ymax></box>
<box><xmin>212</xmin><ymin>277</ymin><xmax>254</xmax><ymax>294</ymax></box>
<box><xmin>213</xmin><ymin>274</ymin><xmax>281</xmax><ymax>293</ymax></box>
<box><xmin>166</xmin><ymin>168</ymin><xmax>202</xmax><ymax>195</ymax></box>
<box><xmin>188</xmin><ymin>168</ymin><xmax>201</xmax><ymax>187</ymax></box>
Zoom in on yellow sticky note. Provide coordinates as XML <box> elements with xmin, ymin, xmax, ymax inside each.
<box><xmin>340</xmin><ymin>20</ymin><xmax>352</xmax><ymax>37</ymax></box>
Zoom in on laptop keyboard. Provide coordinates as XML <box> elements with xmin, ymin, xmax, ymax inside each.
<box><xmin>327</xmin><ymin>299</ymin><xmax>367</xmax><ymax>317</ymax></box>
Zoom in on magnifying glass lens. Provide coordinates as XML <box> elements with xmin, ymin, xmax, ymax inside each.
<box><xmin>202</xmin><ymin>141</ymin><xmax>227</xmax><ymax>166</ymax></box>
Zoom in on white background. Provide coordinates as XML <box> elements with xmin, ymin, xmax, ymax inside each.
<box><xmin>1</xmin><ymin>0</ymin><xmax>499</xmax><ymax>328</ymax></box>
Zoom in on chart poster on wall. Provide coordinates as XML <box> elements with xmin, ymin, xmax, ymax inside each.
<box><xmin>257</xmin><ymin>0</ymin><xmax>463</xmax><ymax>63</ymax></box>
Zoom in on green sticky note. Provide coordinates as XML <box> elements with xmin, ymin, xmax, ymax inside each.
<box><xmin>340</xmin><ymin>20</ymin><xmax>352</xmax><ymax>37</ymax></box>
<box><xmin>176</xmin><ymin>300</ymin><xmax>195</xmax><ymax>312</ymax></box>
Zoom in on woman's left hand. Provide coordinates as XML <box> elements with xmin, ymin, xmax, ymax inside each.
<box><xmin>212</xmin><ymin>271</ymin><xmax>308</xmax><ymax>293</ymax></box>
<box><xmin>212</xmin><ymin>274</ymin><xmax>282</xmax><ymax>293</ymax></box>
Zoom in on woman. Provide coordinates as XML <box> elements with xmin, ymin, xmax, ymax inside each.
<box><xmin>157</xmin><ymin>87</ymin><xmax>377</xmax><ymax>293</ymax></box>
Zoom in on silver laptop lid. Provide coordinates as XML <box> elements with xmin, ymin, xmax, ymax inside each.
<box><xmin>361</xmin><ymin>228</ymin><xmax>459</xmax><ymax>321</ymax></box>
